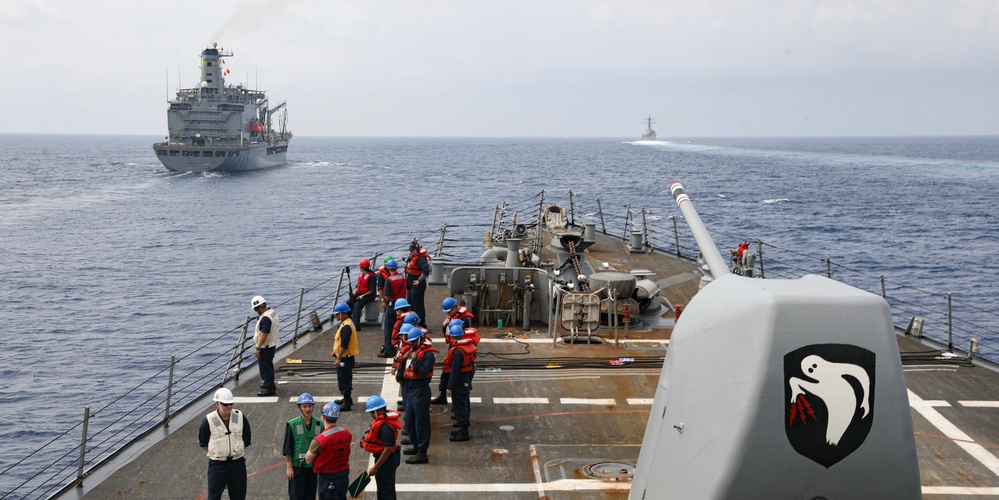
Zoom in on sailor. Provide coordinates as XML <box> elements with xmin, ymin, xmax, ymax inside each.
<box><xmin>350</xmin><ymin>259</ymin><xmax>377</xmax><ymax>330</ymax></box>
<box><xmin>284</xmin><ymin>393</ymin><xmax>323</xmax><ymax>500</ymax></box>
<box><xmin>305</xmin><ymin>402</ymin><xmax>351</xmax><ymax>500</ymax></box>
<box><xmin>199</xmin><ymin>388</ymin><xmax>252</xmax><ymax>500</ymax></box>
<box><xmin>432</xmin><ymin>297</ymin><xmax>477</xmax><ymax>405</ymax></box>
<box><xmin>381</xmin><ymin>259</ymin><xmax>407</xmax><ymax>356</ymax></box>
<box><xmin>395</xmin><ymin>326</ymin><xmax>437</xmax><ymax>464</ymax></box>
<box><xmin>330</xmin><ymin>302</ymin><xmax>358</xmax><ymax>411</ymax></box>
<box><xmin>379</xmin><ymin>298</ymin><xmax>411</xmax><ymax>359</ymax></box>
<box><xmin>444</xmin><ymin>323</ymin><xmax>477</xmax><ymax>442</ymax></box>
<box><xmin>251</xmin><ymin>295</ymin><xmax>279</xmax><ymax>397</ymax></box>
<box><xmin>360</xmin><ymin>395</ymin><xmax>402</xmax><ymax>499</ymax></box>
<box><xmin>404</xmin><ymin>241</ymin><xmax>431</xmax><ymax>328</ymax></box>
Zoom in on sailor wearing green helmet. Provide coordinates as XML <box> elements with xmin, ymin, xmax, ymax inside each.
<box><xmin>284</xmin><ymin>393</ymin><xmax>322</xmax><ymax>499</ymax></box>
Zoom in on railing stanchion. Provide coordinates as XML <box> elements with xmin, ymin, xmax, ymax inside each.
<box><xmin>757</xmin><ymin>240</ymin><xmax>765</xmax><ymax>279</ymax></box>
<box><xmin>826</xmin><ymin>258</ymin><xmax>832</xmax><ymax>278</ymax></box>
<box><xmin>569</xmin><ymin>190</ymin><xmax>576</xmax><ymax>226</ymax></box>
<box><xmin>164</xmin><ymin>355</ymin><xmax>176</xmax><ymax>427</ymax></box>
<box><xmin>293</xmin><ymin>287</ymin><xmax>305</xmax><ymax>346</ymax></box>
<box><xmin>672</xmin><ymin>217</ymin><xmax>681</xmax><ymax>257</ymax></box>
<box><xmin>76</xmin><ymin>406</ymin><xmax>90</xmax><ymax>487</ymax></box>
<box><xmin>947</xmin><ymin>293</ymin><xmax>953</xmax><ymax>352</ymax></box>
<box><xmin>880</xmin><ymin>275</ymin><xmax>886</xmax><ymax>298</ymax></box>
<box><xmin>596</xmin><ymin>198</ymin><xmax>607</xmax><ymax>235</ymax></box>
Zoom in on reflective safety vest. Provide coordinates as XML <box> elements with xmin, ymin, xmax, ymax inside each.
<box><xmin>288</xmin><ymin>415</ymin><xmax>323</xmax><ymax>467</ymax></box>
<box><xmin>333</xmin><ymin>319</ymin><xmax>360</xmax><ymax>357</ymax></box>
<box><xmin>254</xmin><ymin>308</ymin><xmax>279</xmax><ymax>348</ymax></box>
<box><xmin>403</xmin><ymin>345</ymin><xmax>438</xmax><ymax>380</ymax></box>
<box><xmin>443</xmin><ymin>341</ymin><xmax>477</xmax><ymax>374</ymax></box>
<box><xmin>384</xmin><ymin>273</ymin><xmax>408</xmax><ymax>302</ymax></box>
<box><xmin>405</xmin><ymin>249</ymin><xmax>431</xmax><ymax>277</ymax></box>
<box><xmin>356</xmin><ymin>272</ymin><xmax>373</xmax><ymax>295</ymax></box>
<box><xmin>361</xmin><ymin>412</ymin><xmax>403</xmax><ymax>455</ymax></box>
<box><xmin>206</xmin><ymin>410</ymin><xmax>245</xmax><ymax>461</ymax></box>
<box><xmin>312</xmin><ymin>426</ymin><xmax>351</xmax><ymax>474</ymax></box>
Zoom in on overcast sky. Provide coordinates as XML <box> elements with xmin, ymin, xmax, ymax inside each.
<box><xmin>2</xmin><ymin>0</ymin><xmax>997</xmax><ymax>137</ymax></box>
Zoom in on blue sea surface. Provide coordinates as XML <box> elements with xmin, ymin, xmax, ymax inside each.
<box><xmin>0</xmin><ymin>134</ymin><xmax>997</xmax><ymax>496</ymax></box>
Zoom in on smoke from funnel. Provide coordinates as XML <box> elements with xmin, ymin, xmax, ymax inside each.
<box><xmin>209</xmin><ymin>0</ymin><xmax>299</xmax><ymax>44</ymax></box>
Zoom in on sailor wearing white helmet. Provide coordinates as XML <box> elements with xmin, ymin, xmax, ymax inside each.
<box><xmin>251</xmin><ymin>295</ymin><xmax>279</xmax><ymax>397</ymax></box>
<box><xmin>198</xmin><ymin>388</ymin><xmax>252</xmax><ymax>500</ymax></box>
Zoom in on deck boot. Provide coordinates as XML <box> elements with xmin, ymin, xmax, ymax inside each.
<box><xmin>400</xmin><ymin>437</ymin><xmax>412</xmax><ymax>446</ymax></box>
<box><xmin>334</xmin><ymin>395</ymin><xmax>353</xmax><ymax>412</ymax></box>
<box><xmin>449</xmin><ymin>427</ymin><xmax>470</xmax><ymax>442</ymax></box>
<box><xmin>402</xmin><ymin>447</ymin><xmax>418</xmax><ymax>455</ymax></box>
<box><xmin>405</xmin><ymin>449</ymin><xmax>429</xmax><ymax>464</ymax></box>
<box><xmin>430</xmin><ymin>393</ymin><xmax>448</xmax><ymax>405</ymax></box>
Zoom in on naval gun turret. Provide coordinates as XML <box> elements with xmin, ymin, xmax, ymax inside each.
<box><xmin>629</xmin><ymin>183</ymin><xmax>920</xmax><ymax>499</ymax></box>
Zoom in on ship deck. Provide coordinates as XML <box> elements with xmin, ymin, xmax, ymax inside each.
<box><xmin>68</xmin><ymin>231</ymin><xmax>999</xmax><ymax>499</ymax></box>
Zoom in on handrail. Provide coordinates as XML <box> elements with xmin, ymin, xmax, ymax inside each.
<box><xmin>1</xmin><ymin>189</ymin><xmax>994</xmax><ymax>499</ymax></box>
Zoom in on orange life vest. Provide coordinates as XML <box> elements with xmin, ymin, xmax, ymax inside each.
<box><xmin>405</xmin><ymin>249</ymin><xmax>431</xmax><ymax>277</ymax></box>
<box><xmin>384</xmin><ymin>273</ymin><xmax>407</xmax><ymax>302</ymax></box>
<box><xmin>361</xmin><ymin>412</ymin><xmax>403</xmax><ymax>455</ymax></box>
<box><xmin>443</xmin><ymin>340</ymin><xmax>477</xmax><ymax>373</ymax></box>
<box><xmin>403</xmin><ymin>344</ymin><xmax>438</xmax><ymax>380</ymax></box>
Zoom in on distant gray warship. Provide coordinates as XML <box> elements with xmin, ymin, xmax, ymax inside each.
<box><xmin>641</xmin><ymin>115</ymin><xmax>657</xmax><ymax>141</ymax></box>
<box><xmin>153</xmin><ymin>44</ymin><xmax>292</xmax><ymax>173</ymax></box>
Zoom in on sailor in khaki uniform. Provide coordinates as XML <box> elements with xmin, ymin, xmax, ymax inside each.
<box><xmin>198</xmin><ymin>388</ymin><xmax>252</xmax><ymax>500</ymax></box>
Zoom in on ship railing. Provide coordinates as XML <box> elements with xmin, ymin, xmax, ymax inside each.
<box><xmin>526</xmin><ymin>190</ymin><xmax>996</xmax><ymax>364</ymax></box>
<box><xmin>1</xmin><ymin>268</ymin><xmax>374</xmax><ymax>499</ymax></box>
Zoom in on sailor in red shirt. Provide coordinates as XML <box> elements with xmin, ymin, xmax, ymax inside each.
<box><xmin>305</xmin><ymin>402</ymin><xmax>351</xmax><ymax>500</ymax></box>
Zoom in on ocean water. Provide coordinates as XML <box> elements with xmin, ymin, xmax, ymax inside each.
<box><xmin>1</xmin><ymin>134</ymin><xmax>997</xmax><ymax>496</ymax></box>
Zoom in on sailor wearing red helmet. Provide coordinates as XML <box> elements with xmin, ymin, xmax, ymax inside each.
<box><xmin>350</xmin><ymin>258</ymin><xmax>377</xmax><ymax>330</ymax></box>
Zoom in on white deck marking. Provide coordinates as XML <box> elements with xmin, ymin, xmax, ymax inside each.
<box><xmin>909</xmin><ymin>389</ymin><xmax>999</xmax><ymax>478</ymax></box>
<box><xmin>530</xmin><ymin>445</ymin><xmax>546</xmax><ymax>499</ymax></box>
<box><xmin>905</xmin><ymin>368</ymin><xmax>959</xmax><ymax>373</ymax></box>
<box><xmin>494</xmin><ymin>397</ymin><xmax>549</xmax><ymax>404</ymax></box>
<box><xmin>560</xmin><ymin>398</ymin><xmax>617</xmax><ymax>405</ymax></box>
<box><xmin>923</xmin><ymin>486</ymin><xmax>999</xmax><ymax>495</ymax></box>
<box><xmin>923</xmin><ymin>400</ymin><xmax>952</xmax><ymax>407</ymax></box>
<box><xmin>232</xmin><ymin>396</ymin><xmax>278</xmax><ymax>403</ymax></box>
<box><xmin>960</xmin><ymin>401</ymin><xmax>999</xmax><ymax>408</ymax></box>
<box><xmin>627</xmin><ymin>398</ymin><xmax>654</xmax><ymax>405</ymax></box>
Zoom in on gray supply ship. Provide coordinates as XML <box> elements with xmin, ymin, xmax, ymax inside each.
<box><xmin>152</xmin><ymin>44</ymin><xmax>292</xmax><ymax>173</ymax></box>
<box><xmin>9</xmin><ymin>186</ymin><xmax>999</xmax><ymax>499</ymax></box>
<box><xmin>641</xmin><ymin>115</ymin><xmax>657</xmax><ymax>141</ymax></box>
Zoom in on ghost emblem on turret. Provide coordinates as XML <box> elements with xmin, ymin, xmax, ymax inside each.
<box><xmin>784</xmin><ymin>344</ymin><xmax>876</xmax><ymax>468</ymax></box>
<box><xmin>789</xmin><ymin>354</ymin><xmax>871</xmax><ymax>445</ymax></box>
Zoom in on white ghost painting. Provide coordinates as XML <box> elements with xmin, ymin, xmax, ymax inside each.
<box><xmin>788</xmin><ymin>354</ymin><xmax>871</xmax><ymax>446</ymax></box>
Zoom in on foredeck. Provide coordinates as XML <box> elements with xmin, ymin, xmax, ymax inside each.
<box><xmin>69</xmin><ymin>231</ymin><xmax>999</xmax><ymax>499</ymax></box>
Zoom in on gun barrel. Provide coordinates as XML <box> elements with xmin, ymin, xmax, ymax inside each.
<box><xmin>669</xmin><ymin>182</ymin><xmax>730</xmax><ymax>279</ymax></box>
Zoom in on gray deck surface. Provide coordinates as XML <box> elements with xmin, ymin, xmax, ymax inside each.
<box><xmin>69</xmin><ymin>232</ymin><xmax>999</xmax><ymax>499</ymax></box>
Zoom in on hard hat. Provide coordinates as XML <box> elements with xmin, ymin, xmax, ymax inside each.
<box><xmin>393</xmin><ymin>298</ymin><xmax>411</xmax><ymax>310</ymax></box>
<box><xmin>213</xmin><ymin>388</ymin><xmax>235</xmax><ymax>404</ymax></box>
<box><xmin>407</xmin><ymin>327</ymin><xmax>424</xmax><ymax>342</ymax></box>
<box><xmin>385</xmin><ymin>259</ymin><xmax>398</xmax><ymax>270</ymax></box>
<box><xmin>403</xmin><ymin>312</ymin><xmax>420</xmax><ymax>325</ymax></box>
<box><xmin>399</xmin><ymin>323</ymin><xmax>414</xmax><ymax>336</ymax></box>
<box><xmin>442</xmin><ymin>297</ymin><xmax>457</xmax><ymax>312</ymax></box>
<box><xmin>449</xmin><ymin>322</ymin><xmax>465</xmax><ymax>338</ymax></box>
<box><xmin>251</xmin><ymin>295</ymin><xmax>266</xmax><ymax>309</ymax></box>
<box><xmin>333</xmin><ymin>302</ymin><xmax>350</xmax><ymax>314</ymax></box>
<box><xmin>383</xmin><ymin>255</ymin><xmax>393</xmax><ymax>264</ymax></box>
<box><xmin>321</xmin><ymin>402</ymin><xmax>340</xmax><ymax>419</ymax></box>
<box><xmin>297</xmin><ymin>393</ymin><xmax>315</xmax><ymax>405</ymax></box>
<box><xmin>365</xmin><ymin>395</ymin><xmax>387</xmax><ymax>412</ymax></box>
<box><xmin>359</xmin><ymin>258</ymin><xmax>371</xmax><ymax>269</ymax></box>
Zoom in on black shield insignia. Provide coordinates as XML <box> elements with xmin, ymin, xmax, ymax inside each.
<box><xmin>784</xmin><ymin>344</ymin><xmax>875</xmax><ymax>468</ymax></box>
